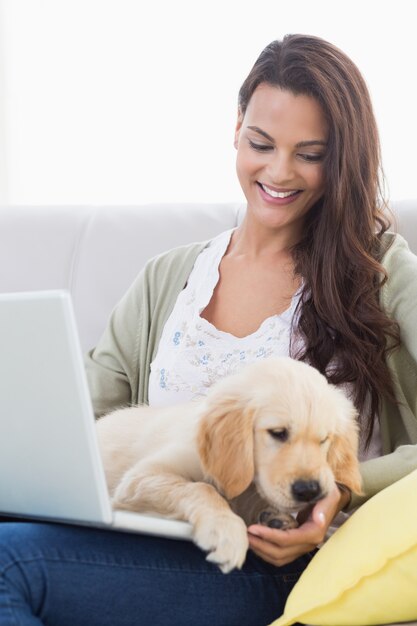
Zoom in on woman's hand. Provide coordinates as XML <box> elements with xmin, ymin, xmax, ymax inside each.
<box><xmin>247</xmin><ymin>485</ymin><xmax>350</xmax><ymax>566</ymax></box>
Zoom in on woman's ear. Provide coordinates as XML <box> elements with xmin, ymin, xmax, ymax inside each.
<box><xmin>328</xmin><ymin>417</ymin><xmax>363</xmax><ymax>495</ymax></box>
<box><xmin>234</xmin><ymin>108</ymin><xmax>244</xmax><ymax>149</ymax></box>
<box><xmin>197</xmin><ymin>394</ymin><xmax>255</xmax><ymax>500</ymax></box>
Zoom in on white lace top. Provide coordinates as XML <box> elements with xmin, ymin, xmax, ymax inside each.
<box><xmin>148</xmin><ymin>229</ymin><xmax>302</xmax><ymax>407</ymax></box>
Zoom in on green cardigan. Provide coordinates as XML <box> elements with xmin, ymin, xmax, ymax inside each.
<box><xmin>85</xmin><ymin>232</ymin><xmax>417</xmax><ymax>511</ymax></box>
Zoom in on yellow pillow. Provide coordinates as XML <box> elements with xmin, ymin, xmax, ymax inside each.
<box><xmin>270</xmin><ymin>469</ymin><xmax>417</xmax><ymax>626</ymax></box>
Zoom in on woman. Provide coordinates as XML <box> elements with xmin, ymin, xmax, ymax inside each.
<box><xmin>1</xmin><ymin>34</ymin><xmax>416</xmax><ymax>626</ymax></box>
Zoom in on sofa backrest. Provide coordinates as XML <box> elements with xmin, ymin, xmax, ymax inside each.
<box><xmin>0</xmin><ymin>200</ymin><xmax>415</xmax><ymax>352</ymax></box>
<box><xmin>0</xmin><ymin>203</ymin><xmax>244</xmax><ymax>351</ymax></box>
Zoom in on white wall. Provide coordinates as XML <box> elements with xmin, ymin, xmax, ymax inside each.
<box><xmin>1</xmin><ymin>0</ymin><xmax>416</xmax><ymax>205</ymax></box>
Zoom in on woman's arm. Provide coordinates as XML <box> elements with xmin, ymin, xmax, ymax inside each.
<box><xmin>349</xmin><ymin>233</ymin><xmax>417</xmax><ymax>509</ymax></box>
<box><xmin>85</xmin><ymin>268</ymin><xmax>146</xmax><ymax>418</ymax></box>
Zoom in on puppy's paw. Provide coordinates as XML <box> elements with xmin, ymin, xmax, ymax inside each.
<box><xmin>193</xmin><ymin>513</ymin><xmax>249</xmax><ymax>574</ymax></box>
<box><xmin>111</xmin><ymin>475</ymin><xmax>145</xmax><ymax>512</ymax></box>
<box><xmin>258</xmin><ymin>509</ymin><xmax>298</xmax><ymax>530</ymax></box>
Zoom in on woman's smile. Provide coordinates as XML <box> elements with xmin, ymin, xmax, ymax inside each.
<box><xmin>257</xmin><ymin>182</ymin><xmax>303</xmax><ymax>205</ymax></box>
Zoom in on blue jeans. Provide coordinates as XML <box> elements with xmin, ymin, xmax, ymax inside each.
<box><xmin>0</xmin><ymin>522</ymin><xmax>314</xmax><ymax>626</ymax></box>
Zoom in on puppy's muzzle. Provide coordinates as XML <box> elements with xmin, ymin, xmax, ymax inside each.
<box><xmin>291</xmin><ymin>479</ymin><xmax>322</xmax><ymax>503</ymax></box>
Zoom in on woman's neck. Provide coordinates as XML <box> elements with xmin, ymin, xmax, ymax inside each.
<box><xmin>228</xmin><ymin>216</ymin><xmax>302</xmax><ymax>261</ymax></box>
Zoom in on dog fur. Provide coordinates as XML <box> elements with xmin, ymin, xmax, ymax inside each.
<box><xmin>96</xmin><ymin>357</ymin><xmax>362</xmax><ymax>573</ymax></box>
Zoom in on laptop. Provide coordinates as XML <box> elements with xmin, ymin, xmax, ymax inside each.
<box><xmin>0</xmin><ymin>289</ymin><xmax>193</xmax><ymax>541</ymax></box>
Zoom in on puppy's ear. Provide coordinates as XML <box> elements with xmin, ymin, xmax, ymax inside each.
<box><xmin>328</xmin><ymin>415</ymin><xmax>363</xmax><ymax>495</ymax></box>
<box><xmin>197</xmin><ymin>395</ymin><xmax>255</xmax><ymax>500</ymax></box>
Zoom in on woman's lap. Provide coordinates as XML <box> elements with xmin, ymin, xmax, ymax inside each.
<box><xmin>0</xmin><ymin>521</ymin><xmax>313</xmax><ymax>626</ymax></box>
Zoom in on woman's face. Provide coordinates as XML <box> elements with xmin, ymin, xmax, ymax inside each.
<box><xmin>235</xmin><ymin>84</ymin><xmax>328</xmax><ymax>240</ymax></box>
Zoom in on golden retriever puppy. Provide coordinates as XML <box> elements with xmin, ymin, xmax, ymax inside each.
<box><xmin>96</xmin><ymin>357</ymin><xmax>362</xmax><ymax>573</ymax></box>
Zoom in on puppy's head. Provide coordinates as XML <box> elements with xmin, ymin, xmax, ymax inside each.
<box><xmin>197</xmin><ymin>357</ymin><xmax>362</xmax><ymax>509</ymax></box>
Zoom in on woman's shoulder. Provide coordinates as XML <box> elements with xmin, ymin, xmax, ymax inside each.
<box><xmin>115</xmin><ymin>240</ymin><xmax>210</xmax><ymax>308</ymax></box>
<box><xmin>145</xmin><ymin>239</ymin><xmax>209</xmax><ymax>274</ymax></box>
<box><xmin>380</xmin><ymin>231</ymin><xmax>417</xmax><ymax>270</ymax></box>
<box><xmin>145</xmin><ymin>240</ymin><xmax>211</xmax><ymax>267</ymax></box>
<box><xmin>142</xmin><ymin>229</ymin><xmax>234</xmax><ymax>282</ymax></box>
<box><xmin>379</xmin><ymin>231</ymin><xmax>417</xmax><ymax>315</ymax></box>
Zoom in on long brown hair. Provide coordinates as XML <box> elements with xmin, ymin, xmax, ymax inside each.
<box><xmin>238</xmin><ymin>34</ymin><xmax>400</xmax><ymax>444</ymax></box>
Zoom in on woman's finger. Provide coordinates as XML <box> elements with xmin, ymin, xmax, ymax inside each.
<box><xmin>248</xmin><ymin>533</ymin><xmax>315</xmax><ymax>566</ymax></box>
<box><xmin>248</xmin><ymin>512</ymin><xmax>327</xmax><ymax>547</ymax></box>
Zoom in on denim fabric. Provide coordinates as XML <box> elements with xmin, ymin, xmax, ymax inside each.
<box><xmin>0</xmin><ymin>522</ymin><xmax>314</xmax><ymax>626</ymax></box>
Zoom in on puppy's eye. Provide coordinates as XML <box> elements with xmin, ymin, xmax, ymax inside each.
<box><xmin>268</xmin><ymin>428</ymin><xmax>289</xmax><ymax>442</ymax></box>
<box><xmin>320</xmin><ymin>436</ymin><xmax>329</xmax><ymax>445</ymax></box>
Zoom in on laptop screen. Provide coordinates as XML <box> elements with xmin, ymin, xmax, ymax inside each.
<box><xmin>0</xmin><ymin>290</ymin><xmax>112</xmax><ymax>524</ymax></box>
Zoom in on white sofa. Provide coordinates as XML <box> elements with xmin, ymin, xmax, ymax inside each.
<box><xmin>0</xmin><ymin>200</ymin><xmax>416</xmax><ymax>353</ymax></box>
<box><xmin>1</xmin><ymin>201</ymin><xmax>416</xmax><ymax>626</ymax></box>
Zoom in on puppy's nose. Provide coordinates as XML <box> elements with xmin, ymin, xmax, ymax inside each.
<box><xmin>291</xmin><ymin>479</ymin><xmax>322</xmax><ymax>502</ymax></box>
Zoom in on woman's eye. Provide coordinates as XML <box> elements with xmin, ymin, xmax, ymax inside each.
<box><xmin>248</xmin><ymin>139</ymin><xmax>274</xmax><ymax>152</ymax></box>
<box><xmin>299</xmin><ymin>153</ymin><xmax>324</xmax><ymax>162</ymax></box>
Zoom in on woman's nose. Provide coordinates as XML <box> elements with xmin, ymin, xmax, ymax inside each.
<box><xmin>266</xmin><ymin>152</ymin><xmax>294</xmax><ymax>184</ymax></box>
